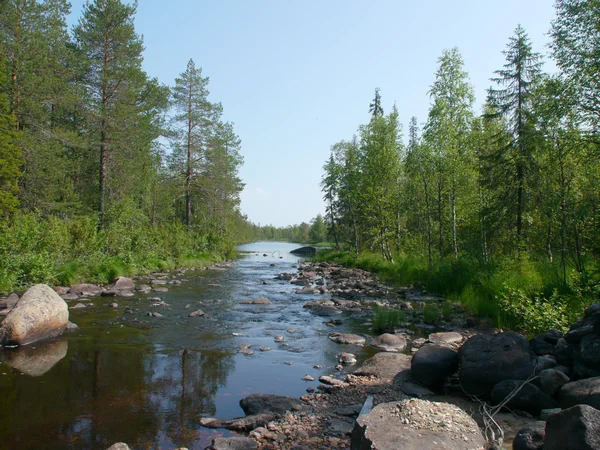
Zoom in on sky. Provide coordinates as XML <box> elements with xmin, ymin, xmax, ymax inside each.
<box><xmin>66</xmin><ymin>0</ymin><xmax>558</xmax><ymax>227</ymax></box>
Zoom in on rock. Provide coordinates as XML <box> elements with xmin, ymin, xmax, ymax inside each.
<box><xmin>60</xmin><ymin>293</ymin><xmax>79</xmax><ymax>301</ymax></box>
<box><xmin>542</xmin><ymin>329</ymin><xmax>564</xmax><ymax>345</ymax></box>
<box><xmin>458</xmin><ymin>332</ymin><xmax>534</xmax><ymax>397</ymax></box>
<box><xmin>411</xmin><ymin>344</ymin><xmax>458</xmax><ymax>390</ymax></box>
<box><xmin>544</xmin><ymin>404</ymin><xmax>600</xmax><ymax>450</ymax></box>
<box><xmin>151</xmin><ymin>279</ymin><xmax>167</xmax><ymax>286</ymax></box>
<box><xmin>329</xmin><ymin>332</ymin><xmax>365</xmax><ymax>346</ymax></box>
<box><xmin>327</xmin><ymin>417</ymin><xmax>354</xmax><ymax>436</ymax></box>
<box><xmin>66</xmin><ymin>321</ymin><xmax>78</xmax><ymax>330</ymax></box>
<box><xmin>289</xmin><ymin>246</ymin><xmax>316</xmax><ymax>256</ymax></box>
<box><xmin>491</xmin><ymin>380</ymin><xmax>558</xmax><ymax>416</ymax></box>
<box><xmin>113</xmin><ymin>277</ymin><xmax>135</xmax><ymax>290</ymax></box>
<box><xmin>574</xmin><ymin>334</ymin><xmax>600</xmax><ymax>378</ymax></box>
<box><xmin>301</xmin><ymin>375</ymin><xmax>314</xmax><ymax>381</ymax></box>
<box><xmin>428</xmin><ymin>331</ymin><xmax>463</xmax><ymax>346</ymax></box>
<box><xmin>148</xmin><ymin>312</ymin><xmax>162</xmax><ymax>318</ymax></box>
<box><xmin>565</xmin><ymin>312</ymin><xmax>600</xmax><ymax>344</ymax></box>
<box><xmin>295</xmin><ymin>287</ymin><xmax>318</xmax><ymax>295</ymax></box>
<box><xmin>372</xmin><ymin>333</ymin><xmax>407</xmax><ymax>352</ymax></box>
<box><xmin>70</xmin><ymin>283</ymin><xmax>103</xmax><ymax>295</ymax></box>
<box><xmin>240</xmin><ymin>297</ymin><xmax>271</xmax><ymax>305</ymax></box>
<box><xmin>554</xmin><ymin>338</ymin><xmax>574</xmax><ymax>366</ymax></box>
<box><xmin>351</xmin><ymin>399</ymin><xmax>485</xmax><ymax>450</ymax></box>
<box><xmin>136</xmin><ymin>284</ymin><xmax>151</xmax><ymax>292</ymax></box>
<box><xmin>337</xmin><ymin>352</ymin><xmax>357</xmax><ymax>365</ymax></box>
<box><xmin>319</xmin><ymin>375</ymin><xmax>345</xmax><ymax>386</ymax></box>
<box><xmin>0</xmin><ymin>293</ymin><xmax>19</xmax><ymax>310</ymax></box>
<box><xmin>204</xmin><ymin>437</ymin><xmax>258</xmax><ymax>450</ymax></box>
<box><xmin>512</xmin><ymin>421</ymin><xmax>545</xmax><ymax>450</ymax></box>
<box><xmin>70</xmin><ymin>303</ymin><xmax>86</xmax><ymax>309</ymax></box>
<box><xmin>529</xmin><ymin>335</ymin><xmax>555</xmax><ymax>356</ymax></box>
<box><xmin>559</xmin><ymin>376</ymin><xmax>600</xmax><ymax>410</ymax></box>
<box><xmin>539</xmin><ymin>368</ymin><xmax>570</xmax><ymax>397</ymax></box>
<box><xmin>153</xmin><ymin>287</ymin><xmax>168</xmax><ymax>293</ymax></box>
<box><xmin>353</xmin><ymin>352</ymin><xmax>412</xmax><ymax>381</ymax></box>
<box><xmin>1</xmin><ymin>338</ymin><xmax>68</xmax><ymax>376</ymax></box>
<box><xmin>534</xmin><ymin>355</ymin><xmax>557</xmax><ymax>372</ymax></box>
<box><xmin>334</xmin><ymin>404</ymin><xmax>362</xmax><ymax>417</ymax></box>
<box><xmin>274</xmin><ymin>336</ymin><xmax>285</xmax><ymax>342</ymax></box>
<box><xmin>109</xmin><ymin>302</ymin><xmax>118</xmax><ymax>308</ymax></box>
<box><xmin>106</xmin><ymin>444</ymin><xmax>131</xmax><ymax>450</ymax></box>
<box><xmin>397</xmin><ymin>381</ymin><xmax>434</xmax><ymax>398</ymax></box>
<box><xmin>188</xmin><ymin>310</ymin><xmax>205</xmax><ymax>317</ymax></box>
<box><xmin>239</xmin><ymin>394</ymin><xmax>308</xmax><ymax>416</ymax></box>
<box><xmin>0</xmin><ymin>284</ymin><xmax>69</xmax><ymax>346</ymax></box>
<box><xmin>311</xmin><ymin>306</ymin><xmax>342</xmax><ymax>316</ymax></box>
<box><xmin>539</xmin><ymin>408</ymin><xmax>561</xmax><ymax>420</ymax></box>
<box><xmin>259</xmin><ymin>347</ymin><xmax>271</xmax><ymax>352</ymax></box>
<box><xmin>200</xmin><ymin>413</ymin><xmax>276</xmax><ymax>432</ymax></box>
<box><xmin>52</xmin><ymin>286</ymin><xmax>70</xmax><ymax>295</ymax></box>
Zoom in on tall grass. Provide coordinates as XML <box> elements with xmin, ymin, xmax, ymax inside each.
<box><xmin>372</xmin><ymin>306</ymin><xmax>407</xmax><ymax>333</ymax></box>
<box><xmin>315</xmin><ymin>249</ymin><xmax>597</xmax><ymax>335</ymax></box>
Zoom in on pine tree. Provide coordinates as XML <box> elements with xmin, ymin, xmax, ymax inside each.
<box><xmin>369</xmin><ymin>88</ymin><xmax>384</xmax><ymax>118</ymax></box>
<box><xmin>169</xmin><ymin>59</ymin><xmax>219</xmax><ymax>230</ymax></box>
<box><xmin>74</xmin><ymin>0</ymin><xmax>149</xmax><ymax>229</ymax></box>
<box><xmin>486</xmin><ymin>25</ymin><xmax>543</xmax><ymax>242</ymax></box>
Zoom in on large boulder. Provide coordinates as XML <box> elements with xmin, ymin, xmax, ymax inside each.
<box><xmin>113</xmin><ymin>277</ymin><xmax>135</xmax><ymax>290</ymax></box>
<box><xmin>539</xmin><ymin>368</ymin><xmax>570</xmax><ymax>397</ymax></box>
<box><xmin>0</xmin><ymin>284</ymin><xmax>69</xmax><ymax>346</ymax></box>
<box><xmin>69</xmin><ymin>283</ymin><xmax>103</xmax><ymax>295</ymax></box>
<box><xmin>411</xmin><ymin>344</ymin><xmax>458</xmax><ymax>390</ymax></box>
<box><xmin>554</xmin><ymin>338</ymin><xmax>575</xmax><ymax>366</ymax></box>
<box><xmin>512</xmin><ymin>421</ymin><xmax>545</xmax><ymax>450</ymax></box>
<box><xmin>458</xmin><ymin>332</ymin><xmax>534</xmax><ymax>397</ymax></box>
<box><xmin>574</xmin><ymin>334</ymin><xmax>600</xmax><ymax>379</ymax></box>
<box><xmin>559</xmin><ymin>376</ymin><xmax>600</xmax><ymax>410</ymax></box>
<box><xmin>372</xmin><ymin>333</ymin><xmax>407</xmax><ymax>352</ymax></box>
<box><xmin>329</xmin><ymin>332</ymin><xmax>365</xmax><ymax>346</ymax></box>
<box><xmin>490</xmin><ymin>380</ymin><xmax>558</xmax><ymax>416</ymax></box>
<box><xmin>353</xmin><ymin>352</ymin><xmax>412</xmax><ymax>382</ymax></box>
<box><xmin>543</xmin><ymin>405</ymin><xmax>600</xmax><ymax>450</ymax></box>
<box><xmin>239</xmin><ymin>394</ymin><xmax>307</xmax><ymax>415</ymax></box>
<box><xmin>351</xmin><ymin>399</ymin><xmax>485</xmax><ymax>450</ymax></box>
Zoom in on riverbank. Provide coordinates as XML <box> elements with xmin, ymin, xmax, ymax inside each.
<box><xmin>312</xmin><ymin>250</ymin><xmax>595</xmax><ymax>337</ymax></box>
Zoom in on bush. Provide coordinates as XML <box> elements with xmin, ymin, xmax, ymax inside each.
<box><xmin>372</xmin><ymin>306</ymin><xmax>407</xmax><ymax>333</ymax></box>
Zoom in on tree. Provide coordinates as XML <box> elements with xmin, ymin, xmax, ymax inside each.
<box><xmin>74</xmin><ymin>0</ymin><xmax>153</xmax><ymax>229</ymax></box>
<box><xmin>169</xmin><ymin>59</ymin><xmax>218</xmax><ymax>230</ymax></box>
<box><xmin>486</xmin><ymin>25</ymin><xmax>543</xmax><ymax>243</ymax></box>
<box><xmin>369</xmin><ymin>88</ymin><xmax>384</xmax><ymax>118</ymax></box>
<box><xmin>309</xmin><ymin>214</ymin><xmax>326</xmax><ymax>244</ymax></box>
<box><xmin>0</xmin><ymin>56</ymin><xmax>21</xmax><ymax>217</ymax></box>
<box><xmin>423</xmin><ymin>48</ymin><xmax>475</xmax><ymax>258</ymax></box>
<box><xmin>551</xmin><ymin>0</ymin><xmax>600</xmax><ymax>133</ymax></box>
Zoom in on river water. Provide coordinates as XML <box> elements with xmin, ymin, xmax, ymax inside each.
<box><xmin>0</xmin><ymin>242</ymin><xmax>372</xmax><ymax>450</ymax></box>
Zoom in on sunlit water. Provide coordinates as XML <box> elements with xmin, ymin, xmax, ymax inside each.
<box><xmin>0</xmin><ymin>242</ymin><xmax>374</xmax><ymax>450</ymax></box>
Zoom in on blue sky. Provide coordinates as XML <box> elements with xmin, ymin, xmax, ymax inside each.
<box><xmin>67</xmin><ymin>0</ymin><xmax>557</xmax><ymax>227</ymax></box>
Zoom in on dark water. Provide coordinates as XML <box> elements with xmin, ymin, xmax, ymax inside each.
<box><xmin>0</xmin><ymin>242</ymin><xmax>373</xmax><ymax>450</ymax></box>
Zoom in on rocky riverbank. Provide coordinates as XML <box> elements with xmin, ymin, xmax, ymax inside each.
<box><xmin>2</xmin><ymin>260</ymin><xmax>599</xmax><ymax>449</ymax></box>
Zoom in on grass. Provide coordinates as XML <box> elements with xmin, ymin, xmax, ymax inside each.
<box><xmin>315</xmin><ymin>249</ymin><xmax>597</xmax><ymax>334</ymax></box>
<box><xmin>372</xmin><ymin>305</ymin><xmax>407</xmax><ymax>333</ymax></box>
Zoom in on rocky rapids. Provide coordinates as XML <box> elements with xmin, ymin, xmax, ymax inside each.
<box><xmin>0</xmin><ymin>258</ymin><xmax>599</xmax><ymax>450</ymax></box>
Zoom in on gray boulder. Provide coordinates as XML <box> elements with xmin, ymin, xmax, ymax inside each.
<box><xmin>559</xmin><ymin>376</ymin><xmax>600</xmax><ymax>410</ymax></box>
<box><xmin>554</xmin><ymin>338</ymin><xmax>575</xmax><ymax>366</ymax></box>
<box><xmin>490</xmin><ymin>380</ymin><xmax>558</xmax><ymax>416</ymax></box>
<box><xmin>353</xmin><ymin>352</ymin><xmax>412</xmax><ymax>381</ymax></box>
<box><xmin>70</xmin><ymin>283</ymin><xmax>103</xmax><ymax>295</ymax></box>
<box><xmin>544</xmin><ymin>404</ymin><xmax>600</xmax><ymax>450</ymax></box>
<box><xmin>539</xmin><ymin>368</ymin><xmax>570</xmax><ymax>397</ymax></box>
<box><xmin>574</xmin><ymin>334</ymin><xmax>600</xmax><ymax>379</ymax></box>
<box><xmin>411</xmin><ymin>344</ymin><xmax>458</xmax><ymax>390</ymax></box>
<box><xmin>329</xmin><ymin>332</ymin><xmax>365</xmax><ymax>346</ymax></box>
<box><xmin>113</xmin><ymin>277</ymin><xmax>135</xmax><ymax>290</ymax></box>
<box><xmin>0</xmin><ymin>284</ymin><xmax>69</xmax><ymax>346</ymax></box>
<box><xmin>372</xmin><ymin>333</ymin><xmax>407</xmax><ymax>352</ymax></box>
<box><xmin>512</xmin><ymin>421</ymin><xmax>545</xmax><ymax>450</ymax></box>
<box><xmin>458</xmin><ymin>332</ymin><xmax>534</xmax><ymax>397</ymax></box>
<box><xmin>239</xmin><ymin>393</ymin><xmax>307</xmax><ymax>415</ymax></box>
<box><xmin>240</xmin><ymin>297</ymin><xmax>270</xmax><ymax>305</ymax></box>
<box><xmin>106</xmin><ymin>444</ymin><xmax>131</xmax><ymax>450</ymax></box>
<box><xmin>351</xmin><ymin>399</ymin><xmax>485</xmax><ymax>450</ymax></box>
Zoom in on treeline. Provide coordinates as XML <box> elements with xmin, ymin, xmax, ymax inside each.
<box><xmin>0</xmin><ymin>0</ymin><xmax>250</xmax><ymax>292</ymax></box>
<box><xmin>245</xmin><ymin>214</ymin><xmax>328</xmax><ymax>245</ymax></box>
<box><xmin>320</xmin><ymin>2</ymin><xmax>600</xmax><ymax>331</ymax></box>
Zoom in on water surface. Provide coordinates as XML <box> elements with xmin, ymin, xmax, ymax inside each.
<box><xmin>0</xmin><ymin>241</ymin><xmax>372</xmax><ymax>450</ymax></box>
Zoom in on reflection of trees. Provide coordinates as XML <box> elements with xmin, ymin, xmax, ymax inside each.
<box><xmin>145</xmin><ymin>348</ymin><xmax>235</xmax><ymax>447</ymax></box>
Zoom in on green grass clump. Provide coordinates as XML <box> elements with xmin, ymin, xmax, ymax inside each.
<box><xmin>423</xmin><ymin>304</ymin><xmax>440</xmax><ymax>324</ymax></box>
<box><xmin>372</xmin><ymin>306</ymin><xmax>407</xmax><ymax>333</ymax></box>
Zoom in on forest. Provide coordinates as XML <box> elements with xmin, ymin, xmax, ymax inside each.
<box><xmin>316</xmin><ymin>1</ymin><xmax>600</xmax><ymax>333</ymax></box>
<box><xmin>0</xmin><ymin>0</ymin><xmax>258</xmax><ymax>292</ymax></box>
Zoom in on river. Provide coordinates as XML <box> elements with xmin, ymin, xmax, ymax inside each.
<box><xmin>0</xmin><ymin>242</ymin><xmax>372</xmax><ymax>450</ymax></box>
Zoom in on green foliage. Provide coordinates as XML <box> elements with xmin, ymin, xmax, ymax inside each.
<box><xmin>372</xmin><ymin>306</ymin><xmax>407</xmax><ymax>333</ymax></box>
<box><xmin>423</xmin><ymin>304</ymin><xmax>440</xmax><ymax>324</ymax></box>
<box><xmin>497</xmin><ymin>287</ymin><xmax>574</xmax><ymax>336</ymax></box>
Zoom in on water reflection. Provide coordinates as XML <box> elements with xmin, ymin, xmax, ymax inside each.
<box><xmin>0</xmin><ymin>338</ymin><xmax>68</xmax><ymax>376</ymax></box>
